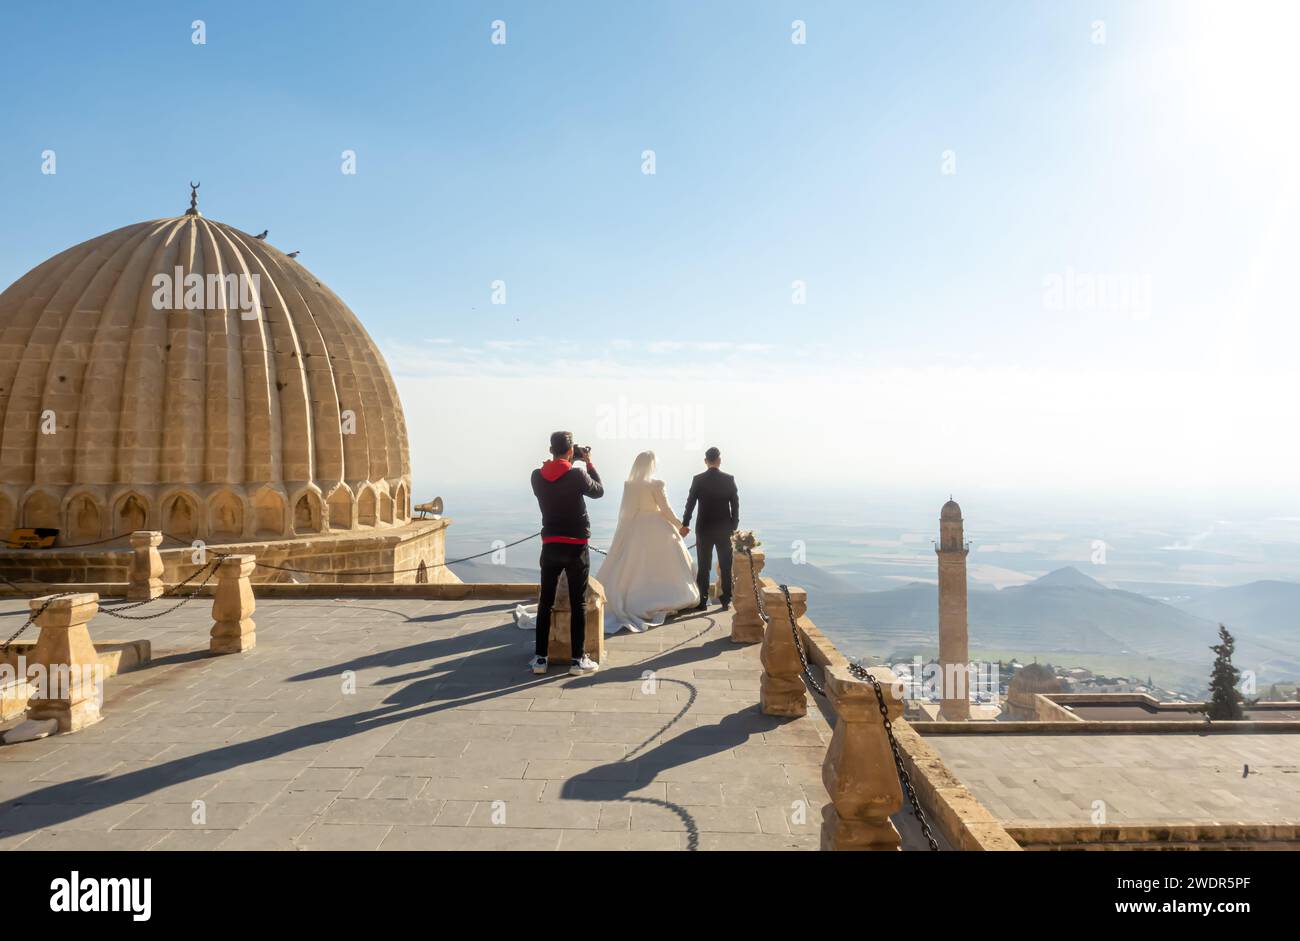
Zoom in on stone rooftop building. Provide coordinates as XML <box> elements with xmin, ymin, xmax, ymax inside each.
<box><xmin>1002</xmin><ymin>663</ymin><xmax>1067</xmax><ymax>720</ymax></box>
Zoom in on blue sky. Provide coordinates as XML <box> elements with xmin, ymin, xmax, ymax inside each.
<box><xmin>2</xmin><ymin>1</ymin><xmax>1298</xmax><ymax>505</ymax></box>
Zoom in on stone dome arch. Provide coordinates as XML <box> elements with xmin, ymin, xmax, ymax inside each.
<box><xmin>355</xmin><ymin>482</ymin><xmax>378</xmax><ymax>527</ymax></box>
<box><xmin>159</xmin><ymin>487</ymin><xmax>204</xmax><ymax>541</ymax></box>
<box><xmin>288</xmin><ymin>483</ymin><xmax>325</xmax><ymax>535</ymax></box>
<box><xmin>21</xmin><ymin>486</ymin><xmax>62</xmax><ymax>531</ymax></box>
<box><xmin>323</xmin><ymin>482</ymin><xmax>354</xmax><ymax>531</ymax></box>
<box><xmin>0</xmin><ymin>491</ymin><xmax>15</xmax><ymax>536</ymax></box>
<box><xmin>207</xmin><ymin>487</ymin><xmax>247</xmax><ymax>540</ymax></box>
<box><xmin>60</xmin><ymin>486</ymin><xmax>107</xmax><ymax>544</ymax></box>
<box><xmin>372</xmin><ymin>478</ymin><xmax>394</xmax><ymax>526</ymax></box>
<box><xmin>393</xmin><ymin>481</ymin><xmax>408</xmax><ymax>522</ymax></box>
<box><xmin>110</xmin><ymin>489</ymin><xmax>151</xmax><ymax>536</ymax></box>
<box><xmin>249</xmin><ymin>484</ymin><xmax>289</xmax><ymax>539</ymax></box>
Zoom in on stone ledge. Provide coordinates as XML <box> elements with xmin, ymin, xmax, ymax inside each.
<box><xmin>0</xmin><ymin>581</ymin><xmax>541</xmax><ymax>601</ymax></box>
<box><xmin>782</xmin><ymin>581</ymin><xmax>1018</xmax><ymax>852</ymax></box>
<box><xmin>796</xmin><ymin>617</ymin><xmax>849</xmax><ymax>670</ymax></box>
<box><xmin>1032</xmin><ymin>693</ymin><xmax>1086</xmax><ymax>722</ymax></box>
<box><xmin>914</xmin><ymin>719</ymin><xmax>1300</xmax><ymax>734</ymax></box>
<box><xmin>1006</xmin><ymin>820</ymin><xmax>1300</xmax><ymax>850</ymax></box>
<box><xmin>0</xmin><ymin>518</ymin><xmax>457</xmax><ymax>587</ymax></box>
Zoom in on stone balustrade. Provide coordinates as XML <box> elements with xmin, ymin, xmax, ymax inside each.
<box><xmin>546</xmin><ymin>574</ymin><xmax>606</xmax><ymax>663</ymax></box>
<box><xmin>759</xmin><ymin>582</ymin><xmax>808</xmax><ymax>717</ymax></box>
<box><xmin>730</xmin><ymin>548</ymin><xmax>765</xmax><ymax>643</ymax></box>
<box><xmin>821</xmin><ymin>663</ymin><xmax>907</xmax><ymax>850</ymax></box>
<box><xmin>756</xmin><ymin>577</ymin><xmax>910</xmax><ymax>849</ymax></box>
<box><xmin>746</xmin><ymin>532</ymin><xmax>962</xmax><ymax>851</ymax></box>
<box><xmin>23</xmin><ymin>593</ymin><xmax>103</xmax><ymax>733</ymax></box>
<box><xmin>128</xmin><ymin>530</ymin><xmax>164</xmax><ymax>601</ymax></box>
<box><xmin>210</xmin><ymin>555</ymin><xmax>257</xmax><ymax>654</ymax></box>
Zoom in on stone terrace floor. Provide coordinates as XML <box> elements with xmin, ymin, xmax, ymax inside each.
<box><xmin>0</xmin><ymin>597</ymin><xmax>836</xmax><ymax>851</ymax></box>
<box><xmin>931</xmin><ymin>733</ymin><xmax>1300</xmax><ymax>826</ymax></box>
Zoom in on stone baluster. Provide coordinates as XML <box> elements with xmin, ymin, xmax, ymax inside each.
<box><xmin>759</xmin><ymin>583</ymin><xmax>808</xmax><ymax>717</ymax></box>
<box><xmin>128</xmin><ymin>530</ymin><xmax>164</xmax><ymax>601</ymax></box>
<box><xmin>24</xmin><ymin>593</ymin><xmax>103</xmax><ymax>733</ymax></box>
<box><xmin>730</xmin><ymin>548</ymin><xmax>766</xmax><ymax>644</ymax></box>
<box><xmin>821</xmin><ymin>664</ymin><xmax>906</xmax><ymax>850</ymax></box>
<box><xmin>547</xmin><ymin>574</ymin><xmax>606</xmax><ymax>664</ymax></box>
<box><xmin>210</xmin><ymin>555</ymin><xmax>256</xmax><ymax>654</ymax></box>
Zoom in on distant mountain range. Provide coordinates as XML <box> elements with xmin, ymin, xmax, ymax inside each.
<box><xmin>1176</xmin><ymin>580</ymin><xmax>1300</xmax><ymax>641</ymax></box>
<box><xmin>823</xmin><ymin>566</ymin><xmax>1300</xmax><ymax>689</ymax></box>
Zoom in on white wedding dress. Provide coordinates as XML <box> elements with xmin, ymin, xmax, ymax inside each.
<box><xmin>514</xmin><ymin>452</ymin><xmax>700</xmax><ymax>636</ymax></box>
<box><xmin>597</xmin><ymin>463</ymin><xmax>700</xmax><ymax>634</ymax></box>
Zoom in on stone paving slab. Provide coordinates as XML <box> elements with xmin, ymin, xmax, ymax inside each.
<box><xmin>930</xmin><ymin>733</ymin><xmax>1300</xmax><ymax>825</ymax></box>
<box><xmin>0</xmin><ymin>596</ymin><xmax>831</xmax><ymax>851</ymax></box>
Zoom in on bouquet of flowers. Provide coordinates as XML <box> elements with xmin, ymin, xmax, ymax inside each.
<box><xmin>732</xmin><ymin>530</ymin><xmax>760</xmax><ymax>553</ymax></box>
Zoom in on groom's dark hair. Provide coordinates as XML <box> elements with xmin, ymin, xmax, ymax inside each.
<box><xmin>705</xmin><ymin>447</ymin><xmax>721</xmax><ymax>463</ymax></box>
<box><xmin>549</xmin><ymin>431</ymin><xmax>574</xmax><ymax>457</ymax></box>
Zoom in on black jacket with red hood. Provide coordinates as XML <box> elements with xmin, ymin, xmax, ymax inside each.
<box><xmin>531</xmin><ymin>459</ymin><xmax>604</xmax><ymax>544</ymax></box>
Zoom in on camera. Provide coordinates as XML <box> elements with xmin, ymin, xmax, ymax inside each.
<box><xmin>573</xmin><ymin>445</ymin><xmax>592</xmax><ymax>461</ymax></box>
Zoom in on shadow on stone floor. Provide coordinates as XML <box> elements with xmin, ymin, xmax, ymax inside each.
<box><xmin>0</xmin><ymin>612</ymin><xmax>750</xmax><ymax>839</ymax></box>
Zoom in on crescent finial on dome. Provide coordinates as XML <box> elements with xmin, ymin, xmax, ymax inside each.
<box><xmin>186</xmin><ymin>181</ymin><xmax>201</xmax><ymax>216</ymax></box>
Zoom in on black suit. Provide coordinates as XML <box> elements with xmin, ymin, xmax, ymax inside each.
<box><xmin>683</xmin><ymin>467</ymin><xmax>739</xmax><ymax>605</ymax></box>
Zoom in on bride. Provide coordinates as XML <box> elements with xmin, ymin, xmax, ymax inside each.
<box><xmin>515</xmin><ymin>451</ymin><xmax>699</xmax><ymax>635</ymax></box>
<box><xmin>595</xmin><ymin>451</ymin><xmax>700</xmax><ymax>633</ymax></box>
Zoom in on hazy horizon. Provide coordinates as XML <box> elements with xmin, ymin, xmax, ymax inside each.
<box><xmin>438</xmin><ymin>481</ymin><xmax>1300</xmax><ymax>591</ymax></box>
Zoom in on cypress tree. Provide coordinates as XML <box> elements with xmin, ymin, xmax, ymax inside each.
<box><xmin>1202</xmin><ymin>624</ymin><xmax>1244</xmax><ymax>721</ymax></box>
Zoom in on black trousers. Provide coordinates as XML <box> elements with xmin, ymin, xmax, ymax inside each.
<box><xmin>536</xmin><ymin>542</ymin><xmax>589</xmax><ymax>659</ymax></box>
<box><xmin>695</xmin><ymin>529</ymin><xmax>733</xmax><ymax>605</ymax></box>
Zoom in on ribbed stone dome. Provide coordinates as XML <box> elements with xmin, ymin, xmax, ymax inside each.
<box><xmin>0</xmin><ymin>211</ymin><xmax>411</xmax><ymax>545</ymax></box>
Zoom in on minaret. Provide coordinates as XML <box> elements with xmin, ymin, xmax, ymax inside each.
<box><xmin>936</xmin><ymin>498</ymin><xmax>970</xmax><ymax>720</ymax></box>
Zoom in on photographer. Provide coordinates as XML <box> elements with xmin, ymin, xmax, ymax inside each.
<box><xmin>528</xmin><ymin>431</ymin><xmax>604</xmax><ymax>675</ymax></box>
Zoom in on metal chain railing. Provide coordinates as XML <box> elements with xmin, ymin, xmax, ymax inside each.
<box><xmin>1</xmin><ymin>532</ymin><xmax>124</xmax><ymax>550</ymax></box>
<box><xmin>741</xmin><ymin>546</ymin><xmax>769</xmax><ymax>623</ymax></box>
<box><xmin>0</xmin><ymin>551</ymin><xmax>229</xmax><ymax>647</ymax></box>
<box><xmin>848</xmin><ymin>661</ymin><xmax>941</xmax><ymax>852</ymax></box>
<box><xmin>0</xmin><ymin>591</ymin><xmax>76</xmax><ymax>655</ymax></box>
<box><xmin>740</xmin><ymin>546</ymin><xmax>938</xmax><ymax>851</ymax></box>
<box><xmin>3</xmin><ymin>527</ymin><xmax>562</xmax><ymax>582</ymax></box>
<box><xmin>96</xmin><ymin>554</ymin><xmax>228</xmax><ymax>621</ymax></box>
<box><xmin>249</xmin><ymin>531</ymin><xmax>543</xmax><ymax>577</ymax></box>
<box><xmin>778</xmin><ymin>583</ymin><xmax>826</xmax><ymax>697</ymax></box>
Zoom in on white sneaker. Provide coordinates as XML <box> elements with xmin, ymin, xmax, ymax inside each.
<box><xmin>529</xmin><ymin>655</ymin><xmax>548</xmax><ymax>675</ymax></box>
<box><xmin>569</xmin><ymin>654</ymin><xmax>599</xmax><ymax>676</ymax></box>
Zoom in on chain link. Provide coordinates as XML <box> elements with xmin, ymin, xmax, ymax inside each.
<box><xmin>739</xmin><ymin>546</ymin><xmax>824</xmax><ymax>697</ymax></box>
<box><xmin>251</xmin><ymin>531</ymin><xmax>542</xmax><ymax>576</ymax></box>
<box><xmin>1</xmin><ymin>554</ymin><xmax>228</xmax><ymax>646</ymax></box>
<box><xmin>740</xmin><ymin>548</ymin><xmax>937</xmax><ymax>850</ymax></box>
<box><xmin>0</xmin><ymin>592</ymin><xmax>76</xmax><ymax>654</ymax></box>
<box><xmin>96</xmin><ymin>554</ymin><xmax>227</xmax><ymax>621</ymax></box>
<box><xmin>741</xmin><ymin>547</ymin><xmax>770</xmax><ymax>624</ymax></box>
<box><xmin>777</xmin><ymin>583</ymin><xmax>826</xmax><ymax>697</ymax></box>
<box><xmin>848</xmin><ymin>661</ymin><xmax>940</xmax><ymax>851</ymax></box>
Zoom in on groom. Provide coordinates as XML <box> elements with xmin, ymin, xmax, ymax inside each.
<box><xmin>680</xmin><ymin>446</ymin><xmax>740</xmax><ymax>612</ymax></box>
